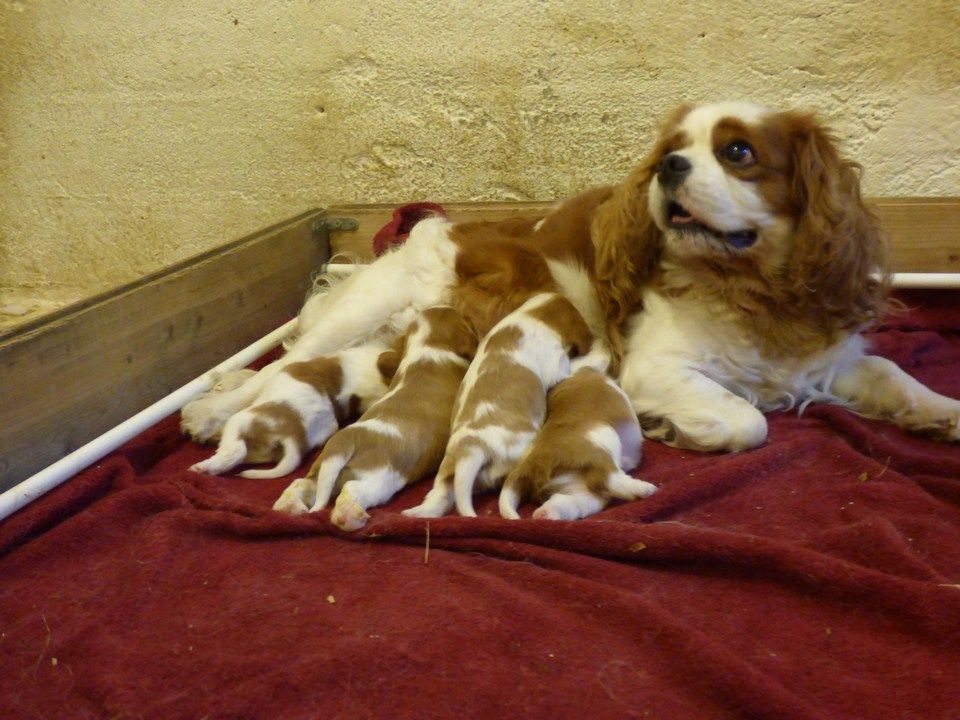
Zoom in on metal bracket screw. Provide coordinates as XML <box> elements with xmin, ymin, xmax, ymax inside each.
<box><xmin>313</xmin><ymin>217</ymin><xmax>359</xmax><ymax>233</ymax></box>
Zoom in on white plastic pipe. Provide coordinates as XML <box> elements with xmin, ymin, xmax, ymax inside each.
<box><xmin>890</xmin><ymin>273</ymin><xmax>960</xmax><ymax>289</ymax></box>
<box><xmin>3</xmin><ymin>268</ymin><xmax>959</xmax><ymax>522</ymax></box>
<box><xmin>320</xmin><ymin>264</ymin><xmax>960</xmax><ymax>289</ymax></box>
<box><xmin>0</xmin><ymin>319</ymin><xmax>298</xmax><ymax>522</ymax></box>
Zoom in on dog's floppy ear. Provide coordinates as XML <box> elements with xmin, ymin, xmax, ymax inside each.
<box><xmin>783</xmin><ymin>112</ymin><xmax>890</xmax><ymax>332</ymax></box>
<box><xmin>591</xmin><ymin>105</ymin><xmax>689</xmax><ymax>358</ymax></box>
<box><xmin>591</xmin><ymin>166</ymin><xmax>661</xmax><ymax>346</ymax></box>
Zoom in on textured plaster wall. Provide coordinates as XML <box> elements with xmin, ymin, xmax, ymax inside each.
<box><xmin>1</xmin><ymin>0</ymin><xmax>958</xmax><ymax>321</ymax></box>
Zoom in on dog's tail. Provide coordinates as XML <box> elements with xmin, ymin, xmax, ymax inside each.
<box><xmin>238</xmin><ymin>438</ymin><xmax>304</xmax><ymax>480</ymax></box>
<box><xmin>453</xmin><ymin>446</ymin><xmax>487</xmax><ymax>518</ymax></box>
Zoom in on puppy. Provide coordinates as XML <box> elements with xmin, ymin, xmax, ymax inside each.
<box><xmin>273</xmin><ymin>306</ymin><xmax>478</xmax><ymax>529</ymax></box>
<box><xmin>404</xmin><ymin>292</ymin><xmax>594</xmax><ymax>519</ymax></box>
<box><xmin>499</xmin><ymin>366</ymin><xmax>656</xmax><ymax>521</ymax></box>
<box><xmin>188</xmin><ymin>342</ymin><xmax>391</xmax><ymax>479</ymax></box>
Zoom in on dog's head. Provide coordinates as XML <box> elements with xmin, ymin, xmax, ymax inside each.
<box><xmin>594</xmin><ymin>101</ymin><xmax>890</xmax><ymax>345</ymax></box>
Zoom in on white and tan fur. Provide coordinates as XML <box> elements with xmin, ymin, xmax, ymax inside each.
<box><xmin>499</xmin><ymin>365</ymin><xmax>655</xmax><ymax>521</ymax></box>
<box><xmin>190</xmin><ymin>102</ymin><xmax>960</xmax><ymax>517</ymax></box>
<box><xmin>180</xmin><ymin>217</ymin><xmax>459</xmax><ymax>443</ymax></box>
<box><xmin>273</xmin><ymin>306</ymin><xmax>478</xmax><ymax>529</ymax></box>
<box><xmin>404</xmin><ymin>292</ymin><xmax>595</xmax><ymax>519</ymax></box>
<box><xmin>609</xmin><ymin>102</ymin><xmax>960</xmax><ymax>449</ymax></box>
<box><xmin>188</xmin><ymin>342</ymin><xmax>391</xmax><ymax>479</ymax></box>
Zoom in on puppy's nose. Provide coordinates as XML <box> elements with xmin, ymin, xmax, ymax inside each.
<box><xmin>657</xmin><ymin>153</ymin><xmax>692</xmax><ymax>190</ymax></box>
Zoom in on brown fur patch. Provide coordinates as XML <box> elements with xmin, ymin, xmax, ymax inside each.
<box><xmin>245</xmin><ymin>401</ymin><xmax>308</xmax><ymax>462</ymax></box>
<box><xmin>284</xmin><ymin>357</ymin><xmax>343</xmax><ymax>397</ymax></box>
<box><xmin>305</xmin><ymin>308</ymin><xmax>476</xmax><ymax>489</ymax></box>
<box><xmin>456</xmin><ymin>360</ymin><xmax>547</xmax><ymax>433</ymax></box>
<box><xmin>419</xmin><ymin>306</ymin><xmax>479</xmax><ymax>360</ymax></box>
<box><xmin>376</xmin><ymin>350</ymin><xmax>402</xmax><ymax>383</ymax></box>
<box><xmin>504</xmin><ymin>368</ymin><xmax>636</xmax><ymax>504</ymax></box>
<box><xmin>523</xmin><ymin>294</ymin><xmax>595</xmax><ymax>359</ymax></box>
<box><xmin>449</xmin><ymin>227</ymin><xmax>558</xmax><ymax>337</ymax></box>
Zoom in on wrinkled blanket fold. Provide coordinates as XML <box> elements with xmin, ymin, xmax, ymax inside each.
<box><xmin>2</xmin><ymin>290</ymin><xmax>959</xmax><ymax>719</ymax></box>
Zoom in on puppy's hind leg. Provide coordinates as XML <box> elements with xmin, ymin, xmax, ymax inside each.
<box><xmin>403</xmin><ymin>457</ymin><xmax>457</xmax><ymax>519</ymax></box>
<box><xmin>331</xmin><ymin>466</ymin><xmax>408</xmax><ymax>531</ymax></box>
<box><xmin>189</xmin><ymin>438</ymin><xmax>248</xmax><ymax>476</ymax></box>
<box><xmin>310</xmin><ymin>445</ymin><xmax>356</xmax><ymax>512</ymax></box>
<box><xmin>532</xmin><ymin>487</ymin><xmax>606</xmax><ymax>521</ymax></box>
<box><xmin>188</xmin><ymin>415</ymin><xmax>250</xmax><ymax>475</ymax></box>
<box><xmin>182</xmin><ymin>233</ymin><xmax>455</xmax><ymax>442</ymax></box>
<box><xmin>273</xmin><ymin>477</ymin><xmax>317</xmax><ymax>515</ymax></box>
<box><xmin>452</xmin><ymin>445</ymin><xmax>489</xmax><ymax>518</ymax></box>
<box><xmin>606</xmin><ymin>472</ymin><xmax>658</xmax><ymax>501</ymax></box>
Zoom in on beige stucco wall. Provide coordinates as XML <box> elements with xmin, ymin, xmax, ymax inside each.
<box><xmin>1</xmin><ymin>0</ymin><xmax>958</xmax><ymax>324</ymax></box>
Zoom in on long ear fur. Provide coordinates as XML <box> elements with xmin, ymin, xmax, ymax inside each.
<box><xmin>785</xmin><ymin>113</ymin><xmax>891</xmax><ymax>332</ymax></box>
<box><xmin>591</xmin><ymin>163</ymin><xmax>662</xmax><ymax>359</ymax></box>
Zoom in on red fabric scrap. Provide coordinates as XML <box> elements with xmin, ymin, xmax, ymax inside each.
<box><xmin>371</xmin><ymin>202</ymin><xmax>446</xmax><ymax>256</ymax></box>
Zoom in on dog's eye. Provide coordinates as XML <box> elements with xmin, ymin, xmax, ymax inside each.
<box><xmin>719</xmin><ymin>141</ymin><xmax>756</xmax><ymax>166</ymax></box>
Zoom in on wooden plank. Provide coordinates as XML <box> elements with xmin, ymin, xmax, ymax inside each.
<box><xmin>324</xmin><ymin>198</ymin><xmax>960</xmax><ymax>273</ymax></box>
<box><xmin>0</xmin><ymin>209</ymin><xmax>328</xmax><ymax>491</ymax></box>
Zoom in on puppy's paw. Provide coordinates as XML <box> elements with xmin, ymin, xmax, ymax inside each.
<box><xmin>273</xmin><ymin>477</ymin><xmax>316</xmax><ymax>515</ymax></box>
<box><xmin>532</xmin><ymin>491</ymin><xmax>606</xmax><ymax>521</ymax></box>
<box><xmin>181</xmin><ymin>395</ymin><xmax>236</xmax><ymax>443</ymax></box>
<box><xmin>330</xmin><ymin>489</ymin><xmax>370</xmax><ymax>531</ymax></box>
<box><xmin>212</xmin><ymin>368</ymin><xmax>257</xmax><ymax>393</ymax></box>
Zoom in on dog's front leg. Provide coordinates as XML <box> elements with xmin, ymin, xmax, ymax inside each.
<box><xmin>620</xmin><ymin>359</ymin><xmax>768</xmax><ymax>452</ymax></box>
<box><xmin>829</xmin><ymin>355</ymin><xmax>960</xmax><ymax>441</ymax></box>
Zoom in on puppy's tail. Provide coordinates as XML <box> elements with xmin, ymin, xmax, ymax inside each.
<box><xmin>499</xmin><ymin>460</ymin><xmax>549</xmax><ymax>520</ymax></box>
<box><xmin>498</xmin><ymin>473</ymin><xmax>523</xmax><ymax>520</ymax></box>
<box><xmin>310</xmin><ymin>442</ymin><xmax>356</xmax><ymax>512</ymax></box>
<box><xmin>453</xmin><ymin>446</ymin><xmax>487</xmax><ymax>518</ymax></box>
<box><xmin>238</xmin><ymin>439</ymin><xmax>303</xmax><ymax>479</ymax></box>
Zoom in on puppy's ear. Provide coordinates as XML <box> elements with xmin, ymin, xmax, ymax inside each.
<box><xmin>556</xmin><ymin>298</ymin><xmax>595</xmax><ymax>360</ymax></box>
<box><xmin>784</xmin><ymin>112</ymin><xmax>890</xmax><ymax>332</ymax></box>
<box><xmin>376</xmin><ymin>350</ymin><xmax>401</xmax><ymax>384</ymax></box>
<box><xmin>452</xmin><ymin>320</ymin><xmax>480</xmax><ymax>361</ymax></box>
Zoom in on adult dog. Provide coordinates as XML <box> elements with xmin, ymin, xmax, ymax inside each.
<box><xmin>182</xmin><ymin>101</ymin><xmax>960</xmax><ymax>460</ymax></box>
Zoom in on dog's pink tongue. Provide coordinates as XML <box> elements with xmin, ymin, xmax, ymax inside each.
<box><xmin>671</xmin><ymin>213</ymin><xmax>695</xmax><ymax>224</ymax></box>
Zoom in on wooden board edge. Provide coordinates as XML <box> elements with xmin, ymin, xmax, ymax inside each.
<box><xmin>323</xmin><ymin>198</ymin><xmax>960</xmax><ymax>273</ymax></box>
<box><xmin>0</xmin><ymin>209</ymin><xmax>329</xmax><ymax>490</ymax></box>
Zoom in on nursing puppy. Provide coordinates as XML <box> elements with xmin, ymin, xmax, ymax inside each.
<box><xmin>188</xmin><ymin>342</ymin><xmax>391</xmax><ymax>479</ymax></box>
<box><xmin>273</xmin><ymin>306</ymin><xmax>478</xmax><ymax>529</ymax></box>
<box><xmin>500</xmin><ymin>366</ymin><xmax>656</xmax><ymax>521</ymax></box>
<box><xmin>404</xmin><ymin>292</ymin><xmax>594</xmax><ymax>519</ymax></box>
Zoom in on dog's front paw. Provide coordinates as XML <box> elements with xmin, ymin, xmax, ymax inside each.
<box><xmin>273</xmin><ymin>477</ymin><xmax>317</xmax><ymax>515</ymax></box>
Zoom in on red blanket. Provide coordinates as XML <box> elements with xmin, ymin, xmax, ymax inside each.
<box><xmin>2</xmin><ymin>291</ymin><xmax>960</xmax><ymax>720</ymax></box>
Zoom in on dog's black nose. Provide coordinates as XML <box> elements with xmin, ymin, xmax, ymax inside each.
<box><xmin>657</xmin><ymin>153</ymin><xmax>692</xmax><ymax>190</ymax></box>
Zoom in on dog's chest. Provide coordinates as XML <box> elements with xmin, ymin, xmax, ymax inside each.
<box><xmin>625</xmin><ymin>289</ymin><xmax>863</xmax><ymax>409</ymax></box>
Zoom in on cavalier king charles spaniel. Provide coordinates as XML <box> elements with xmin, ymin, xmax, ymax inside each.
<box><xmin>183</xmin><ymin>102</ymin><xmax>960</xmax><ymax>507</ymax></box>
